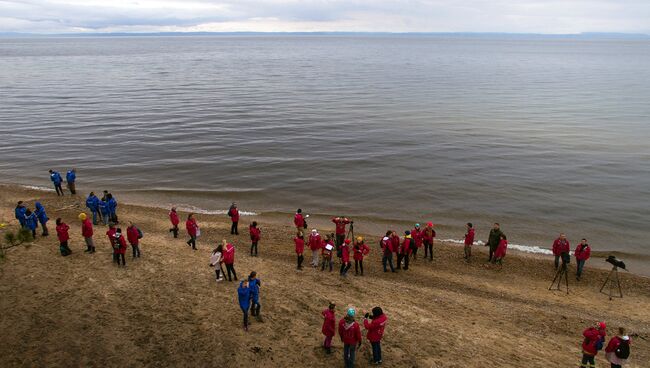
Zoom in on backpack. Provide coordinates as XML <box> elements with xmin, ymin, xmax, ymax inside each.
<box><xmin>595</xmin><ymin>337</ymin><xmax>604</xmax><ymax>351</ymax></box>
<box><xmin>112</xmin><ymin>237</ymin><xmax>121</xmax><ymax>250</ymax></box>
<box><xmin>615</xmin><ymin>340</ymin><xmax>630</xmax><ymax>359</ymax></box>
<box><xmin>137</xmin><ymin>228</ymin><xmax>144</xmax><ymax>239</ymax></box>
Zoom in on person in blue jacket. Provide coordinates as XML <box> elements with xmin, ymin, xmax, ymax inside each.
<box><xmin>247</xmin><ymin>271</ymin><xmax>262</xmax><ymax>320</ymax></box>
<box><xmin>15</xmin><ymin>201</ymin><xmax>27</xmax><ymax>227</ymax></box>
<box><xmin>238</xmin><ymin>280</ymin><xmax>252</xmax><ymax>331</ymax></box>
<box><xmin>66</xmin><ymin>169</ymin><xmax>77</xmax><ymax>195</ymax></box>
<box><xmin>34</xmin><ymin>202</ymin><xmax>49</xmax><ymax>236</ymax></box>
<box><xmin>24</xmin><ymin>209</ymin><xmax>38</xmax><ymax>238</ymax></box>
<box><xmin>86</xmin><ymin>192</ymin><xmax>101</xmax><ymax>225</ymax></box>
<box><xmin>49</xmin><ymin>169</ymin><xmax>64</xmax><ymax>196</ymax></box>
<box><xmin>106</xmin><ymin>193</ymin><xmax>118</xmax><ymax>224</ymax></box>
<box><xmin>99</xmin><ymin>199</ymin><xmax>109</xmax><ymax>225</ymax></box>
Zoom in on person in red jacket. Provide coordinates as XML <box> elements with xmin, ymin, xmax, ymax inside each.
<box><xmin>464</xmin><ymin>222</ymin><xmax>475</xmax><ymax>261</ymax></box>
<box><xmin>580</xmin><ymin>321</ymin><xmax>607</xmax><ymax>368</ymax></box>
<box><xmin>411</xmin><ymin>224</ymin><xmax>423</xmax><ymax>260</ymax></box>
<box><xmin>390</xmin><ymin>231</ymin><xmax>401</xmax><ymax>262</ymax></box>
<box><xmin>228</xmin><ymin>202</ymin><xmax>240</xmax><ymax>235</ymax></box>
<box><xmin>423</xmin><ymin>222</ymin><xmax>436</xmax><ymax>261</ymax></box>
<box><xmin>106</xmin><ymin>223</ymin><xmax>117</xmax><ymax>249</ymax></box>
<box><xmin>552</xmin><ymin>233</ymin><xmax>571</xmax><ymax>270</ymax></box>
<box><xmin>112</xmin><ymin>228</ymin><xmax>127</xmax><ymax>266</ymax></box>
<box><xmin>332</xmin><ymin>216</ymin><xmax>351</xmax><ymax>247</ymax></box>
<box><xmin>340</xmin><ymin>239</ymin><xmax>352</xmax><ymax>277</ymax></box>
<box><xmin>294</xmin><ymin>232</ymin><xmax>305</xmax><ymax>270</ymax></box>
<box><xmin>381</xmin><ymin>232</ymin><xmax>396</xmax><ymax>273</ymax></box>
<box><xmin>493</xmin><ymin>234</ymin><xmax>508</xmax><ymax>265</ymax></box>
<box><xmin>249</xmin><ymin>221</ymin><xmax>261</xmax><ymax>257</ymax></box>
<box><xmin>126</xmin><ymin>221</ymin><xmax>141</xmax><ymax>258</ymax></box>
<box><xmin>169</xmin><ymin>207</ymin><xmax>180</xmax><ymax>238</ymax></box>
<box><xmin>338</xmin><ymin>308</ymin><xmax>362</xmax><ymax>368</ymax></box>
<box><xmin>55</xmin><ymin>218</ymin><xmax>72</xmax><ymax>256</ymax></box>
<box><xmin>364</xmin><ymin>306</ymin><xmax>387</xmax><ymax>365</ymax></box>
<box><xmin>398</xmin><ymin>231</ymin><xmax>413</xmax><ymax>270</ymax></box>
<box><xmin>79</xmin><ymin>213</ymin><xmax>95</xmax><ymax>253</ymax></box>
<box><xmin>222</xmin><ymin>239</ymin><xmax>237</xmax><ymax>281</ymax></box>
<box><xmin>294</xmin><ymin>209</ymin><xmax>305</xmax><ymax>232</ymax></box>
<box><xmin>575</xmin><ymin>238</ymin><xmax>591</xmax><ymax>281</ymax></box>
<box><xmin>321</xmin><ymin>302</ymin><xmax>336</xmax><ymax>354</ymax></box>
<box><xmin>185</xmin><ymin>213</ymin><xmax>199</xmax><ymax>250</ymax></box>
<box><xmin>605</xmin><ymin>327</ymin><xmax>631</xmax><ymax>368</ymax></box>
<box><xmin>308</xmin><ymin>229</ymin><xmax>322</xmax><ymax>267</ymax></box>
<box><xmin>321</xmin><ymin>234</ymin><xmax>335</xmax><ymax>272</ymax></box>
<box><xmin>353</xmin><ymin>237</ymin><xmax>370</xmax><ymax>276</ymax></box>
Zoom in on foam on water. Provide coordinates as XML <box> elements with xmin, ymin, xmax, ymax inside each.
<box><xmin>439</xmin><ymin>238</ymin><xmax>554</xmax><ymax>255</ymax></box>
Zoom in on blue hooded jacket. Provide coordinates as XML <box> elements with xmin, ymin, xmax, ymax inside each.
<box><xmin>34</xmin><ymin>202</ymin><xmax>49</xmax><ymax>225</ymax></box>
<box><xmin>66</xmin><ymin>170</ymin><xmax>76</xmax><ymax>183</ymax></box>
<box><xmin>86</xmin><ymin>195</ymin><xmax>99</xmax><ymax>212</ymax></box>
<box><xmin>98</xmin><ymin>200</ymin><xmax>109</xmax><ymax>216</ymax></box>
<box><xmin>25</xmin><ymin>212</ymin><xmax>38</xmax><ymax>231</ymax></box>
<box><xmin>238</xmin><ymin>283</ymin><xmax>251</xmax><ymax>311</ymax></box>
<box><xmin>248</xmin><ymin>277</ymin><xmax>261</xmax><ymax>302</ymax></box>
<box><xmin>15</xmin><ymin>205</ymin><xmax>26</xmax><ymax>226</ymax></box>
<box><xmin>107</xmin><ymin>197</ymin><xmax>118</xmax><ymax>215</ymax></box>
<box><xmin>50</xmin><ymin>171</ymin><xmax>63</xmax><ymax>185</ymax></box>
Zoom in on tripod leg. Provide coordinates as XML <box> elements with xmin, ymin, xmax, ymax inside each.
<box><xmin>549</xmin><ymin>268</ymin><xmax>561</xmax><ymax>290</ymax></box>
<box><xmin>615</xmin><ymin>269</ymin><xmax>623</xmax><ymax>298</ymax></box>
<box><xmin>600</xmin><ymin>269</ymin><xmax>613</xmax><ymax>293</ymax></box>
<box><xmin>564</xmin><ymin>267</ymin><xmax>569</xmax><ymax>294</ymax></box>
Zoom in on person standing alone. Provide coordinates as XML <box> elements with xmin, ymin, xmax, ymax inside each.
<box><xmin>228</xmin><ymin>202</ymin><xmax>240</xmax><ymax>235</ymax></box>
<box><xmin>186</xmin><ymin>213</ymin><xmax>199</xmax><ymax>250</ymax></box>
<box><xmin>464</xmin><ymin>223</ymin><xmax>475</xmax><ymax>261</ymax></box>
<box><xmin>169</xmin><ymin>207</ymin><xmax>180</xmax><ymax>238</ymax></box>
<box><xmin>249</xmin><ymin>221</ymin><xmax>261</xmax><ymax>256</ymax></box>
<box><xmin>79</xmin><ymin>213</ymin><xmax>95</xmax><ymax>253</ymax></box>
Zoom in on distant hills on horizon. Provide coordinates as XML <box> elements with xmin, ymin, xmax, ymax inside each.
<box><xmin>1</xmin><ymin>31</ymin><xmax>649</xmax><ymax>39</ymax></box>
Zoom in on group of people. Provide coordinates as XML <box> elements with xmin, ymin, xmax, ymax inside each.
<box><xmin>580</xmin><ymin>322</ymin><xmax>632</xmax><ymax>368</ymax></box>
<box><xmin>295</xmin><ymin>228</ymin><xmax>370</xmax><ymax>277</ymax></box>
<box><xmin>48</xmin><ymin>168</ymin><xmax>76</xmax><ymax>196</ymax></box>
<box><xmin>237</xmin><ymin>271</ymin><xmax>263</xmax><ymax>331</ymax></box>
<box><xmin>552</xmin><ymin>233</ymin><xmax>593</xmax><ymax>280</ymax></box>
<box><xmin>321</xmin><ymin>303</ymin><xmax>388</xmax><ymax>366</ymax></box>
<box><xmin>14</xmin><ymin>200</ymin><xmax>49</xmax><ymax>239</ymax></box>
<box><xmin>85</xmin><ymin>191</ymin><xmax>119</xmax><ymax>225</ymax></box>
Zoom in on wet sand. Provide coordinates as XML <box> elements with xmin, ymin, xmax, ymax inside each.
<box><xmin>1</xmin><ymin>184</ymin><xmax>648</xmax><ymax>367</ymax></box>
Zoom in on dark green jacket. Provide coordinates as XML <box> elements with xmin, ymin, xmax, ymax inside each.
<box><xmin>487</xmin><ymin>228</ymin><xmax>503</xmax><ymax>250</ymax></box>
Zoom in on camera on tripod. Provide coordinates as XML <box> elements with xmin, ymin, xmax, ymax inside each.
<box><xmin>606</xmin><ymin>256</ymin><xmax>626</xmax><ymax>270</ymax></box>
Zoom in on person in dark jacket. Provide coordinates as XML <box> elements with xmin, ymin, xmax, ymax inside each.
<box><xmin>66</xmin><ymin>169</ymin><xmax>76</xmax><ymax>194</ymax></box>
<box><xmin>34</xmin><ymin>202</ymin><xmax>49</xmax><ymax>236</ymax></box>
<box><xmin>364</xmin><ymin>307</ymin><xmax>388</xmax><ymax>365</ymax></box>
<box><xmin>338</xmin><ymin>308</ymin><xmax>362</xmax><ymax>368</ymax></box>
<box><xmin>24</xmin><ymin>209</ymin><xmax>38</xmax><ymax>238</ymax></box>
<box><xmin>247</xmin><ymin>271</ymin><xmax>262</xmax><ymax>320</ymax></box>
<box><xmin>15</xmin><ymin>201</ymin><xmax>27</xmax><ymax>227</ymax></box>
<box><xmin>49</xmin><ymin>169</ymin><xmax>64</xmax><ymax>196</ymax></box>
<box><xmin>86</xmin><ymin>192</ymin><xmax>101</xmax><ymax>225</ymax></box>
<box><xmin>238</xmin><ymin>280</ymin><xmax>251</xmax><ymax>331</ymax></box>
<box><xmin>485</xmin><ymin>223</ymin><xmax>504</xmax><ymax>262</ymax></box>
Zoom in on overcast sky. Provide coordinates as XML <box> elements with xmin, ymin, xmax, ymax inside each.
<box><xmin>1</xmin><ymin>0</ymin><xmax>649</xmax><ymax>34</ymax></box>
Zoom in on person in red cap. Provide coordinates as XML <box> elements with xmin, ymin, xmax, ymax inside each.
<box><xmin>331</xmin><ymin>216</ymin><xmax>351</xmax><ymax>247</ymax></box>
<box><xmin>464</xmin><ymin>223</ymin><xmax>475</xmax><ymax>261</ymax></box>
<box><xmin>423</xmin><ymin>222</ymin><xmax>436</xmax><ymax>260</ymax></box>
<box><xmin>574</xmin><ymin>238</ymin><xmax>591</xmax><ymax>281</ymax></box>
<box><xmin>294</xmin><ymin>231</ymin><xmax>305</xmax><ymax>270</ymax></box>
<box><xmin>552</xmin><ymin>233</ymin><xmax>571</xmax><ymax>270</ymax></box>
<box><xmin>353</xmin><ymin>237</ymin><xmax>370</xmax><ymax>276</ymax></box>
<box><xmin>321</xmin><ymin>302</ymin><xmax>336</xmax><ymax>354</ymax></box>
<box><xmin>340</xmin><ymin>239</ymin><xmax>352</xmax><ymax>277</ymax></box>
<box><xmin>580</xmin><ymin>321</ymin><xmax>607</xmax><ymax>368</ymax></box>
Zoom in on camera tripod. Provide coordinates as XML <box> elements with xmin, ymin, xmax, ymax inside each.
<box><xmin>600</xmin><ymin>266</ymin><xmax>623</xmax><ymax>300</ymax></box>
<box><xmin>346</xmin><ymin>222</ymin><xmax>355</xmax><ymax>242</ymax></box>
<box><xmin>549</xmin><ymin>262</ymin><xmax>569</xmax><ymax>294</ymax></box>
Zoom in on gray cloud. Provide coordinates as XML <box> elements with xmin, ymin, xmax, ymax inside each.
<box><xmin>0</xmin><ymin>0</ymin><xmax>649</xmax><ymax>34</ymax></box>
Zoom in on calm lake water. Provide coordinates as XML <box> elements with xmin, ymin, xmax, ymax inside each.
<box><xmin>1</xmin><ymin>35</ymin><xmax>649</xmax><ymax>272</ymax></box>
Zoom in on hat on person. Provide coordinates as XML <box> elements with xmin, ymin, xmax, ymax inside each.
<box><xmin>356</xmin><ymin>236</ymin><xmax>363</xmax><ymax>242</ymax></box>
<box><xmin>78</xmin><ymin>213</ymin><xmax>87</xmax><ymax>221</ymax></box>
<box><xmin>415</xmin><ymin>223</ymin><xmax>420</xmax><ymax>227</ymax></box>
<box><xmin>598</xmin><ymin>321</ymin><xmax>607</xmax><ymax>330</ymax></box>
<box><xmin>622</xmin><ymin>335</ymin><xmax>630</xmax><ymax>341</ymax></box>
<box><xmin>347</xmin><ymin>308</ymin><xmax>355</xmax><ymax>317</ymax></box>
<box><xmin>427</xmin><ymin>222</ymin><xmax>433</xmax><ymax>227</ymax></box>
<box><xmin>312</xmin><ymin>229</ymin><xmax>317</xmax><ymax>233</ymax></box>
<box><xmin>405</xmin><ymin>230</ymin><xmax>411</xmax><ymax>235</ymax></box>
<box><xmin>344</xmin><ymin>239</ymin><xmax>351</xmax><ymax>244</ymax></box>
<box><xmin>382</xmin><ymin>236</ymin><xmax>389</xmax><ymax>241</ymax></box>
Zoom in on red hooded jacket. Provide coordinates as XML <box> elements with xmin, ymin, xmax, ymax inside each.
<box><xmin>186</xmin><ymin>218</ymin><xmax>198</xmax><ymax>237</ymax></box>
<box><xmin>249</xmin><ymin>226</ymin><xmax>261</xmax><ymax>242</ymax></box>
<box><xmin>322</xmin><ymin>309</ymin><xmax>336</xmax><ymax>337</ymax></box>
<box><xmin>294</xmin><ymin>237</ymin><xmax>305</xmax><ymax>254</ymax></box>
<box><xmin>294</xmin><ymin>213</ymin><xmax>305</xmax><ymax>228</ymax></box>
<box><xmin>229</xmin><ymin>207</ymin><xmax>240</xmax><ymax>223</ymax></box>
<box><xmin>464</xmin><ymin>228</ymin><xmax>475</xmax><ymax>246</ymax></box>
<box><xmin>401</xmin><ymin>237</ymin><xmax>413</xmax><ymax>255</ymax></box>
<box><xmin>56</xmin><ymin>223</ymin><xmax>70</xmax><ymax>242</ymax></box>
<box><xmin>582</xmin><ymin>327</ymin><xmax>606</xmax><ymax>356</ymax></box>
<box><xmin>341</xmin><ymin>244</ymin><xmax>351</xmax><ymax>263</ymax></box>
<box><xmin>81</xmin><ymin>219</ymin><xmax>93</xmax><ymax>238</ymax></box>
<box><xmin>113</xmin><ymin>234</ymin><xmax>127</xmax><ymax>254</ymax></box>
<box><xmin>127</xmin><ymin>226</ymin><xmax>139</xmax><ymax>245</ymax></box>
<box><xmin>223</xmin><ymin>243</ymin><xmax>235</xmax><ymax>265</ymax></box>
<box><xmin>605</xmin><ymin>336</ymin><xmax>630</xmax><ymax>354</ymax></box>
<box><xmin>338</xmin><ymin>318</ymin><xmax>362</xmax><ymax>345</ymax></box>
<box><xmin>106</xmin><ymin>227</ymin><xmax>117</xmax><ymax>246</ymax></box>
<box><xmin>494</xmin><ymin>239</ymin><xmax>508</xmax><ymax>259</ymax></box>
<box><xmin>364</xmin><ymin>314</ymin><xmax>388</xmax><ymax>342</ymax></box>
<box><xmin>423</xmin><ymin>227</ymin><xmax>435</xmax><ymax>243</ymax></box>
<box><xmin>308</xmin><ymin>233</ymin><xmax>322</xmax><ymax>251</ymax></box>
<box><xmin>332</xmin><ymin>218</ymin><xmax>350</xmax><ymax>235</ymax></box>
<box><xmin>381</xmin><ymin>238</ymin><xmax>393</xmax><ymax>255</ymax></box>
<box><xmin>169</xmin><ymin>210</ymin><xmax>179</xmax><ymax>226</ymax></box>
<box><xmin>390</xmin><ymin>235</ymin><xmax>400</xmax><ymax>253</ymax></box>
<box><xmin>552</xmin><ymin>238</ymin><xmax>570</xmax><ymax>256</ymax></box>
<box><xmin>411</xmin><ymin>228</ymin><xmax>423</xmax><ymax>247</ymax></box>
<box><xmin>353</xmin><ymin>243</ymin><xmax>370</xmax><ymax>261</ymax></box>
<box><xmin>575</xmin><ymin>243</ymin><xmax>591</xmax><ymax>261</ymax></box>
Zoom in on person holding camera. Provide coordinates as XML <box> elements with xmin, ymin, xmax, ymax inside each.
<box><xmin>381</xmin><ymin>233</ymin><xmax>396</xmax><ymax>273</ymax></box>
<box><xmin>552</xmin><ymin>233</ymin><xmax>571</xmax><ymax>270</ymax></box>
<box><xmin>574</xmin><ymin>238</ymin><xmax>591</xmax><ymax>281</ymax></box>
<box><xmin>338</xmin><ymin>308</ymin><xmax>362</xmax><ymax>368</ymax></box>
<box><xmin>353</xmin><ymin>237</ymin><xmax>370</xmax><ymax>276</ymax></box>
<box><xmin>485</xmin><ymin>223</ymin><xmax>503</xmax><ymax>262</ymax></box>
<box><xmin>321</xmin><ymin>302</ymin><xmax>336</xmax><ymax>354</ymax></box>
<box><xmin>364</xmin><ymin>307</ymin><xmax>388</xmax><ymax>365</ymax></box>
<box><xmin>309</xmin><ymin>229</ymin><xmax>322</xmax><ymax>267</ymax></box>
<box><xmin>332</xmin><ymin>217</ymin><xmax>351</xmax><ymax>247</ymax></box>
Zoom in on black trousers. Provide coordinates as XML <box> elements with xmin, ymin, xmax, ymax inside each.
<box><xmin>231</xmin><ymin>222</ymin><xmax>238</xmax><ymax>235</ymax></box>
<box><xmin>226</xmin><ymin>263</ymin><xmax>237</xmax><ymax>281</ymax></box>
<box><xmin>114</xmin><ymin>253</ymin><xmax>125</xmax><ymax>266</ymax></box>
<box><xmin>397</xmin><ymin>253</ymin><xmax>409</xmax><ymax>270</ymax></box>
<box><xmin>354</xmin><ymin>259</ymin><xmax>364</xmax><ymax>275</ymax></box>
<box><xmin>54</xmin><ymin>184</ymin><xmax>64</xmax><ymax>196</ymax></box>
<box><xmin>340</xmin><ymin>262</ymin><xmax>351</xmax><ymax>276</ymax></box>
<box><xmin>424</xmin><ymin>240</ymin><xmax>433</xmax><ymax>259</ymax></box>
<box><xmin>242</xmin><ymin>308</ymin><xmax>249</xmax><ymax>327</ymax></box>
<box><xmin>297</xmin><ymin>254</ymin><xmax>304</xmax><ymax>269</ymax></box>
<box><xmin>488</xmin><ymin>245</ymin><xmax>497</xmax><ymax>261</ymax></box>
<box><xmin>382</xmin><ymin>253</ymin><xmax>395</xmax><ymax>272</ymax></box>
<box><xmin>187</xmin><ymin>236</ymin><xmax>196</xmax><ymax>249</ymax></box>
<box><xmin>336</xmin><ymin>234</ymin><xmax>345</xmax><ymax>247</ymax></box>
<box><xmin>250</xmin><ymin>241</ymin><xmax>258</xmax><ymax>256</ymax></box>
<box><xmin>132</xmin><ymin>244</ymin><xmax>140</xmax><ymax>257</ymax></box>
<box><xmin>170</xmin><ymin>225</ymin><xmax>178</xmax><ymax>238</ymax></box>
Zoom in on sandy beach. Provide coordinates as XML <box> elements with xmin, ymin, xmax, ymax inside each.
<box><xmin>1</xmin><ymin>184</ymin><xmax>648</xmax><ymax>367</ymax></box>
